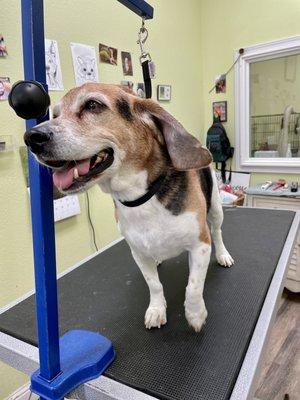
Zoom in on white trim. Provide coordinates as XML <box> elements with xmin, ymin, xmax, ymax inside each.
<box><xmin>0</xmin><ymin>237</ymin><xmax>124</xmax><ymax>314</ymax></box>
<box><xmin>235</xmin><ymin>35</ymin><xmax>300</xmax><ymax>173</ymax></box>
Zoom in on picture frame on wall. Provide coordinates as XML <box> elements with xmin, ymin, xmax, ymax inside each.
<box><xmin>157</xmin><ymin>85</ymin><xmax>171</xmax><ymax>101</ymax></box>
<box><xmin>213</xmin><ymin>101</ymin><xmax>227</xmax><ymax>122</ymax></box>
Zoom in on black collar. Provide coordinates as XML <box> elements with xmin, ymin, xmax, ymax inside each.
<box><xmin>119</xmin><ymin>175</ymin><xmax>166</xmax><ymax>208</ymax></box>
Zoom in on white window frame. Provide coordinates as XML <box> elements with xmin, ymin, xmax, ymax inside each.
<box><xmin>234</xmin><ymin>36</ymin><xmax>300</xmax><ymax>173</ymax></box>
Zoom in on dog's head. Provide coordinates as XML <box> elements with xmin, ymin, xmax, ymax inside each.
<box><xmin>24</xmin><ymin>83</ymin><xmax>212</xmax><ymax>194</ymax></box>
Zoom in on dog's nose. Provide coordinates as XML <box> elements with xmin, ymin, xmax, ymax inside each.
<box><xmin>24</xmin><ymin>128</ymin><xmax>52</xmax><ymax>154</ymax></box>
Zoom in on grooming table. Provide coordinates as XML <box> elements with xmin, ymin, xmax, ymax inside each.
<box><xmin>1</xmin><ymin>208</ymin><xmax>299</xmax><ymax>400</ymax></box>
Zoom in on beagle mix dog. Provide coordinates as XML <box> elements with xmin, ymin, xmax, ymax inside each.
<box><xmin>24</xmin><ymin>83</ymin><xmax>234</xmax><ymax>332</ymax></box>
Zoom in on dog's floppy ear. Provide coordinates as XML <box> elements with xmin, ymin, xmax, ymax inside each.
<box><xmin>134</xmin><ymin>99</ymin><xmax>212</xmax><ymax>170</ymax></box>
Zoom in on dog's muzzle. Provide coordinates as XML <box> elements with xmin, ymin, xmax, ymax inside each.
<box><xmin>24</xmin><ymin>128</ymin><xmax>52</xmax><ymax>154</ymax></box>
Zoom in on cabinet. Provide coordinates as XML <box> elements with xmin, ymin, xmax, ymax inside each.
<box><xmin>246</xmin><ymin>193</ymin><xmax>300</xmax><ymax>292</ymax></box>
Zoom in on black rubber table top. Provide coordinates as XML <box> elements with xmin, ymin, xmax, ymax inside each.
<box><xmin>0</xmin><ymin>208</ymin><xmax>295</xmax><ymax>400</ymax></box>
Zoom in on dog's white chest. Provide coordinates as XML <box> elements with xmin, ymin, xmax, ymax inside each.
<box><xmin>117</xmin><ymin>197</ymin><xmax>199</xmax><ymax>261</ymax></box>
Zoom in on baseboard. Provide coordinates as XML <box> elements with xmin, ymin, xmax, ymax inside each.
<box><xmin>5</xmin><ymin>383</ymin><xmax>39</xmax><ymax>400</ymax></box>
<box><xmin>5</xmin><ymin>382</ymin><xmax>77</xmax><ymax>400</ymax></box>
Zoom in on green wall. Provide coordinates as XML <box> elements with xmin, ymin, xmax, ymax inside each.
<box><xmin>199</xmin><ymin>0</ymin><xmax>300</xmax><ymax>185</ymax></box>
<box><xmin>0</xmin><ymin>0</ymin><xmax>203</xmax><ymax>396</ymax></box>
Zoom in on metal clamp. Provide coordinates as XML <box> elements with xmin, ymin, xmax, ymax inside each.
<box><xmin>137</xmin><ymin>17</ymin><xmax>151</xmax><ymax>64</ymax></box>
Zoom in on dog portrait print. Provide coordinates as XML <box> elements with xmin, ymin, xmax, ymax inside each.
<box><xmin>0</xmin><ymin>34</ymin><xmax>8</xmax><ymax>57</ymax></box>
<box><xmin>45</xmin><ymin>39</ymin><xmax>64</xmax><ymax>91</ymax></box>
<box><xmin>77</xmin><ymin>56</ymin><xmax>96</xmax><ymax>81</ymax></box>
<box><xmin>0</xmin><ymin>77</ymin><xmax>11</xmax><ymax>100</ymax></box>
<box><xmin>71</xmin><ymin>43</ymin><xmax>99</xmax><ymax>86</ymax></box>
<box><xmin>121</xmin><ymin>51</ymin><xmax>133</xmax><ymax>76</ymax></box>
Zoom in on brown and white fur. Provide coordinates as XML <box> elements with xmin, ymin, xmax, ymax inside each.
<box><xmin>24</xmin><ymin>83</ymin><xmax>234</xmax><ymax>332</ymax></box>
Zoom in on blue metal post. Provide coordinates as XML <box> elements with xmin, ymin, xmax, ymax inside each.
<box><xmin>21</xmin><ymin>0</ymin><xmax>61</xmax><ymax>384</ymax></box>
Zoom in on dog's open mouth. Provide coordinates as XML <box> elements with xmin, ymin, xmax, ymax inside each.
<box><xmin>44</xmin><ymin>148</ymin><xmax>114</xmax><ymax>191</ymax></box>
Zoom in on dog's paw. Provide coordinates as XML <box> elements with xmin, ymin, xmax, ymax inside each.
<box><xmin>185</xmin><ymin>306</ymin><xmax>207</xmax><ymax>332</ymax></box>
<box><xmin>217</xmin><ymin>252</ymin><xmax>234</xmax><ymax>268</ymax></box>
<box><xmin>145</xmin><ymin>306</ymin><xmax>167</xmax><ymax>329</ymax></box>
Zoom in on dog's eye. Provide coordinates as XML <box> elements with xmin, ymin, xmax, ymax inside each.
<box><xmin>83</xmin><ymin>100</ymin><xmax>105</xmax><ymax>113</ymax></box>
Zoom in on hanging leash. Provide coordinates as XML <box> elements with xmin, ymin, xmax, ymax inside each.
<box><xmin>137</xmin><ymin>17</ymin><xmax>155</xmax><ymax>98</ymax></box>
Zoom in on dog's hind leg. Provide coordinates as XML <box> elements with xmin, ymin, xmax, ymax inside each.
<box><xmin>185</xmin><ymin>237</ymin><xmax>211</xmax><ymax>332</ymax></box>
<box><xmin>131</xmin><ymin>249</ymin><xmax>167</xmax><ymax>329</ymax></box>
<box><xmin>207</xmin><ymin>171</ymin><xmax>234</xmax><ymax>267</ymax></box>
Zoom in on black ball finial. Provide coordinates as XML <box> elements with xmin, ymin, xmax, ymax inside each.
<box><xmin>8</xmin><ymin>80</ymin><xmax>50</xmax><ymax>120</ymax></box>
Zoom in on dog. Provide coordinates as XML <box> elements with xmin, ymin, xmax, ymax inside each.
<box><xmin>24</xmin><ymin>83</ymin><xmax>234</xmax><ymax>332</ymax></box>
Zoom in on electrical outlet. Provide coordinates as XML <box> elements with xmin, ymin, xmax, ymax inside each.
<box><xmin>27</xmin><ymin>189</ymin><xmax>81</xmax><ymax>222</ymax></box>
<box><xmin>54</xmin><ymin>195</ymin><xmax>81</xmax><ymax>222</ymax></box>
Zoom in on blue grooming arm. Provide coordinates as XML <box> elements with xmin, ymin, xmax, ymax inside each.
<box><xmin>117</xmin><ymin>0</ymin><xmax>154</xmax><ymax>18</ymax></box>
<box><xmin>20</xmin><ymin>0</ymin><xmax>153</xmax><ymax>398</ymax></box>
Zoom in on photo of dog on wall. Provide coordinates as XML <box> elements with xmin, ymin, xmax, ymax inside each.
<box><xmin>71</xmin><ymin>42</ymin><xmax>99</xmax><ymax>86</ymax></box>
<box><xmin>0</xmin><ymin>77</ymin><xmax>11</xmax><ymax>100</ymax></box>
<box><xmin>213</xmin><ymin>101</ymin><xmax>227</xmax><ymax>122</ymax></box>
<box><xmin>99</xmin><ymin>43</ymin><xmax>118</xmax><ymax>65</ymax></box>
<box><xmin>45</xmin><ymin>39</ymin><xmax>64</xmax><ymax>91</ymax></box>
<box><xmin>157</xmin><ymin>84</ymin><xmax>171</xmax><ymax>101</ymax></box>
<box><xmin>0</xmin><ymin>34</ymin><xmax>8</xmax><ymax>57</ymax></box>
<box><xmin>137</xmin><ymin>82</ymin><xmax>146</xmax><ymax>98</ymax></box>
<box><xmin>121</xmin><ymin>51</ymin><xmax>133</xmax><ymax>76</ymax></box>
<box><xmin>215</xmin><ymin>74</ymin><xmax>226</xmax><ymax>93</ymax></box>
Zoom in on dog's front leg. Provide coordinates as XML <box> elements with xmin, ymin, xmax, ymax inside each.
<box><xmin>131</xmin><ymin>249</ymin><xmax>167</xmax><ymax>329</ymax></box>
<box><xmin>185</xmin><ymin>241</ymin><xmax>211</xmax><ymax>332</ymax></box>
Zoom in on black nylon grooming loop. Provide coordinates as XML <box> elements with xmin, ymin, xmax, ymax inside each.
<box><xmin>142</xmin><ymin>59</ymin><xmax>152</xmax><ymax>98</ymax></box>
<box><xmin>137</xmin><ymin>17</ymin><xmax>154</xmax><ymax>98</ymax></box>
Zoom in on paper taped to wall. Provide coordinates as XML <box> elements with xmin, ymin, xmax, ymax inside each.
<box><xmin>71</xmin><ymin>43</ymin><xmax>99</xmax><ymax>86</ymax></box>
<box><xmin>45</xmin><ymin>39</ymin><xmax>64</xmax><ymax>91</ymax></box>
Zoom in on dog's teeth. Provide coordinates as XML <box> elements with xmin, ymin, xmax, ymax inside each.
<box><xmin>74</xmin><ymin>167</ymin><xmax>79</xmax><ymax>179</ymax></box>
<box><xmin>103</xmin><ymin>153</ymin><xmax>108</xmax><ymax>161</ymax></box>
<box><xmin>96</xmin><ymin>156</ymin><xmax>103</xmax><ymax>163</ymax></box>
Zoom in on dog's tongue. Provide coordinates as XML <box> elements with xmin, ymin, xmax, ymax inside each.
<box><xmin>52</xmin><ymin>159</ymin><xmax>90</xmax><ymax>189</ymax></box>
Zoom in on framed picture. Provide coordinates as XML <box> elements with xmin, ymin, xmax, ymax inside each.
<box><xmin>213</xmin><ymin>101</ymin><xmax>227</xmax><ymax>122</ymax></box>
<box><xmin>121</xmin><ymin>51</ymin><xmax>133</xmax><ymax>76</ymax></box>
<box><xmin>0</xmin><ymin>77</ymin><xmax>11</xmax><ymax>100</ymax></box>
<box><xmin>157</xmin><ymin>85</ymin><xmax>171</xmax><ymax>101</ymax></box>
<box><xmin>0</xmin><ymin>34</ymin><xmax>8</xmax><ymax>57</ymax></box>
<box><xmin>136</xmin><ymin>82</ymin><xmax>146</xmax><ymax>98</ymax></box>
<box><xmin>99</xmin><ymin>43</ymin><xmax>118</xmax><ymax>65</ymax></box>
<box><xmin>215</xmin><ymin>74</ymin><xmax>226</xmax><ymax>93</ymax></box>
